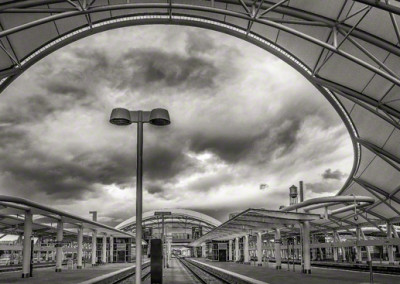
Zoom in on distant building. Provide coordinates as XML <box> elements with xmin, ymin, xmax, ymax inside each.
<box><xmin>116</xmin><ymin>209</ymin><xmax>221</xmax><ymax>256</ymax></box>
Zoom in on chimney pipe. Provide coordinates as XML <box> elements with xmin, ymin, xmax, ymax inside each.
<box><xmin>299</xmin><ymin>181</ymin><xmax>304</xmax><ymax>202</ymax></box>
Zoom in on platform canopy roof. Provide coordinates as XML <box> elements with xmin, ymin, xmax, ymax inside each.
<box><xmin>0</xmin><ymin>0</ymin><xmax>399</xmax><ymax>236</ymax></box>
<box><xmin>190</xmin><ymin>208</ymin><xmax>322</xmax><ymax>246</ymax></box>
<box><xmin>116</xmin><ymin>208</ymin><xmax>221</xmax><ymax>234</ymax></box>
<box><xmin>0</xmin><ymin>196</ymin><xmax>134</xmax><ymax>238</ymax></box>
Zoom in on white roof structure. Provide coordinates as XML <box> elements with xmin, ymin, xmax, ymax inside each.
<box><xmin>191</xmin><ymin>208</ymin><xmax>322</xmax><ymax>246</ymax></box>
<box><xmin>116</xmin><ymin>208</ymin><xmax>221</xmax><ymax>233</ymax></box>
<box><xmin>0</xmin><ymin>0</ymin><xmax>399</xmax><ymax>235</ymax></box>
<box><xmin>0</xmin><ymin>195</ymin><xmax>134</xmax><ymax>238</ymax></box>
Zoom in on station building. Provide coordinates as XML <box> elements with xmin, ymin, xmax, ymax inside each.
<box><xmin>116</xmin><ymin>209</ymin><xmax>221</xmax><ymax>257</ymax></box>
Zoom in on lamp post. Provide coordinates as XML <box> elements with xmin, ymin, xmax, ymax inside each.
<box><xmin>110</xmin><ymin>108</ymin><xmax>170</xmax><ymax>284</ymax></box>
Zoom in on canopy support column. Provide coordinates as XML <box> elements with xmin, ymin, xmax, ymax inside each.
<box><xmin>109</xmin><ymin>236</ymin><xmax>113</xmax><ymax>263</ymax></box>
<box><xmin>228</xmin><ymin>240</ymin><xmax>233</xmax><ymax>261</ymax></box>
<box><xmin>77</xmin><ymin>226</ymin><xmax>83</xmax><ymax>269</ymax></box>
<box><xmin>244</xmin><ymin>234</ymin><xmax>250</xmax><ymax>264</ymax></box>
<box><xmin>257</xmin><ymin>232</ymin><xmax>263</xmax><ymax>266</ymax></box>
<box><xmin>166</xmin><ymin>235</ymin><xmax>172</xmax><ymax>267</ymax></box>
<box><xmin>102</xmin><ymin>235</ymin><xmax>107</xmax><ymax>264</ymax></box>
<box><xmin>91</xmin><ymin>230</ymin><xmax>97</xmax><ymax>266</ymax></box>
<box><xmin>55</xmin><ymin>219</ymin><xmax>63</xmax><ymax>272</ymax></box>
<box><xmin>303</xmin><ymin>221</ymin><xmax>311</xmax><ymax>274</ymax></box>
<box><xmin>387</xmin><ymin>222</ymin><xmax>395</xmax><ymax>264</ymax></box>
<box><xmin>356</xmin><ymin>227</ymin><xmax>362</xmax><ymax>263</ymax></box>
<box><xmin>333</xmin><ymin>231</ymin><xmax>338</xmax><ymax>262</ymax></box>
<box><xmin>235</xmin><ymin>237</ymin><xmax>239</xmax><ymax>262</ymax></box>
<box><xmin>22</xmin><ymin>210</ymin><xmax>32</xmax><ymax>278</ymax></box>
<box><xmin>274</xmin><ymin>229</ymin><xmax>281</xmax><ymax>269</ymax></box>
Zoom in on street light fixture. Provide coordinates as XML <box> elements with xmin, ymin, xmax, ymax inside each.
<box><xmin>109</xmin><ymin>107</ymin><xmax>170</xmax><ymax>284</ymax></box>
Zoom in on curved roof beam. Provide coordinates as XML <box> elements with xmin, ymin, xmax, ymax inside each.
<box><xmin>354</xmin><ymin>0</ymin><xmax>400</xmax><ymax>15</ymax></box>
<box><xmin>356</xmin><ymin>138</ymin><xmax>400</xmax><ymax>172</ymax></box>
<box><xmin>0</xmin><ymin>1</ymin><xmax>399</xmax><ymax>60</ymax></box>
<box><xmin>330</xmin><ymin>90</ymin><xmax>400</xmax><ymax>131</ymax></box>
<box><xmin>314</xmin><ymin>76</ymin><xmax>400</xmax><ymax>119</ymax></box>
<box><xmin>281</xmin><ymin>195</ymin><xmax>375</xmax><ymax>212</ymax></box>
<box><xmin>353</xmin><ymin>178</ymin><xmax>400</xmax><ymax>205</ymax></box>
<box><xmin>1</xmin><ymin>0</ymin><xmax>399</xmax><ymax>57</ymax></box>
<box><xmin>0</xmin><ymin>4</ymin><xmax>398</xmax><ymax>90</ymax></box>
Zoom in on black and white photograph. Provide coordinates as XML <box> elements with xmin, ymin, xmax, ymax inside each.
<box><xmin>0</xmin><ymin>1</ymin><xmax>398</xmax><ymax>283</ymax></box>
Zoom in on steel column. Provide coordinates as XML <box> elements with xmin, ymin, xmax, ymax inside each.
<box><xmin>356</xmin><ymin>227</ymin><xmax>362</xmax><ymax>263</ymax></box>
<box><xmin>235</xmin><ymin>237</ymin><xmax>240</xmax><ymax>262</ymax></box>
<box><xmin>22</xmin><ymin>210</ymin><xmax>32</xmax><ymax>278</ymax></box>
<box><xmin>229</xmin><ymin>239</ymin><xmax>233</xmax><ymax>261</ymax></box>
<box><xmin>257</xmin><ymin>232</ymin><xmax>263</xmax><ymax>266</ymax></box>
<box><xmin>77</xmin><ymin>227</ymin><xmax>83</xmax><ymax>269</ymax></box>
<box><xmin>55</xmin><ymin>219</ymin><xmax>63</xmax><ymax>272</ymax></box>
<box><xmin>244</xmin><ymin>234</ymin><xmax>250</xmax><ymax>264</ymax></box>
<box><xmin>91</xmin><ymin>230</ymin><xmax>97</xmax><ymax>265</ymax></box>
<box><xmin>333</xmin><ymin>231</ymin><xmax>338</xmax><ymax>262</ymax></box>
<box><xmin>274</xmin><ymin>229</ymin><xmax>281</xmax><ymax>269</ymax></box>
<box><xmin>303</xmin><ymin>221</ymin><xmax>311</xmax><ymax>274</ymax></box>
<box><xmin>109</xmin><ymin>236</ymin><xmax>113</xmax><ymax>263</ymax></box>
<box><xmin>387</xmin><ymin>222</ymin><xmax>395</xmax><ymax>264</ymax></box>
<box><xmin>102</xmin><ymin>235</ymin><xmax>107</xmax><ymax>264</ymax></box>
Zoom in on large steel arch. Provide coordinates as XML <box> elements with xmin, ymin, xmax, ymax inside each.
<box><xmin>0</xmin><ymin>0</ymin><xmax>399</xmax><ymax>234</ymax></box>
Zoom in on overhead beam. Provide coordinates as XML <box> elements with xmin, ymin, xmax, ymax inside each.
<box><xmin>354</xmin><ymin>178</ymin><xmax>400</xmax><ymax>205</ymax></box>
<box><xmin>0</xmin><ymin>0</ymin><xmax>398</xmax><ymax>59</ymax></box>
<box><xmin>354</xmin><ymin>0</ymin><xmax>400</xmax><ymax>15</ymax></box>
<box><xmin>356</xmin><ymin>138</ymin><xmax>400</xmax><ymax>167</ymax></box>
<box><xmin>0</xmin><ymin>2</ymin><xmax>397</xmax><ymax>86</ymax></box>
<box><xmin>314</xmin><ymin>76</ymin><xmax>400</xmax><ymax>119</ymax></box>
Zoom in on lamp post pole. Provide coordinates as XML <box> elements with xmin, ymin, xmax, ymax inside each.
<box><xmin>135</xmin><ymin>112</ymin><xmax>143</xmax><ymax>284</ymax></box>
<box><xmin>110</xmin><ymin>107</ymin><xmax>170</xmax><ymax>284</ymax></box>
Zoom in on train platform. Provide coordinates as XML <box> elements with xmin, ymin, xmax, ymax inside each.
<box><xmin>0</xmin><ymin>262</ymin><xmax>57</xmax><ymax>273</ymax></box>
<box><xmin>0</xmin><ymin>263</ymin><xmax>134</xmax><ymax>284</ymax></box>
<box><xmin>159</xmin><ymin>258</ymin><xmax>200</xmax><ymax>284</ymax></box>
<box><xmin>268</xmin><ymin>258</ymin><xmax>400</xmax><ymax>274</ymax></box>
<box><xmin>194</xmin><ymin>258</ymin><xmax>400</xmax><ymax>284</ymax></box>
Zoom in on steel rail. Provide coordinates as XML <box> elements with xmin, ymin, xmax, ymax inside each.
<box><xmin>179</xmin><ymin>258</ymin><xmax>230</xmax><ymax>284</ymax></box>
<box><xmin>113</xmin><ymin>262</ymin><xmax>151</xmax><ymax>284</ymax></box>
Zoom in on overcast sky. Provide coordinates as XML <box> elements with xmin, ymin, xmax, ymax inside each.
<box><xmin>0</xmin><ymin>25</ymin><xmax>353</xmax><ymax>226</ymax></box>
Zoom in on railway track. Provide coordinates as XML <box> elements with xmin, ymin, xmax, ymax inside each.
<box><xmin>178</xmin><ymin>257</ymin><xmax>230</xmax><ymax>284</ymax></box>
<box><xmin>113</xmin><ymin>262</ymin><xmax>151</xmax><ymax>284</ymax></box>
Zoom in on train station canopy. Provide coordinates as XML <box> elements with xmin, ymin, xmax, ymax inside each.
<box><xmin>191</xmin><ymin>208</ymin><xmax>321</xmax><ymax>246</ymax></box>
<box><xmin>0</xmin><ymin>195</ymin><xmax>134</xmax><ymax>238</ymax></box>
<box><xmin>0</xmin><ymin>0</ymin><xmax>399</xmax><ymax>236</ymax></box>
<box><xmin>116</xmin><ymin>209</ymin><xmax>221</xmax><ymax>234</ymax></box>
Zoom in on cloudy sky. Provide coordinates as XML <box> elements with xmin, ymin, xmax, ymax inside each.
<box><xmin>0</xmin><ymin>25</ymin><xmax>353</xmax><ymax>226</ymax></box>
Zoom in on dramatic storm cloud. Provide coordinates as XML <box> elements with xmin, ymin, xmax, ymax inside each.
<box><xmin>0</xmin><ymin>26</ymin><xmax>353</xmax><ymax>225</ymax></box>
<box><xmin>322</xmin><ymin>168</ymin><xmax>347</xmax><ymax>180</ymax></box>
